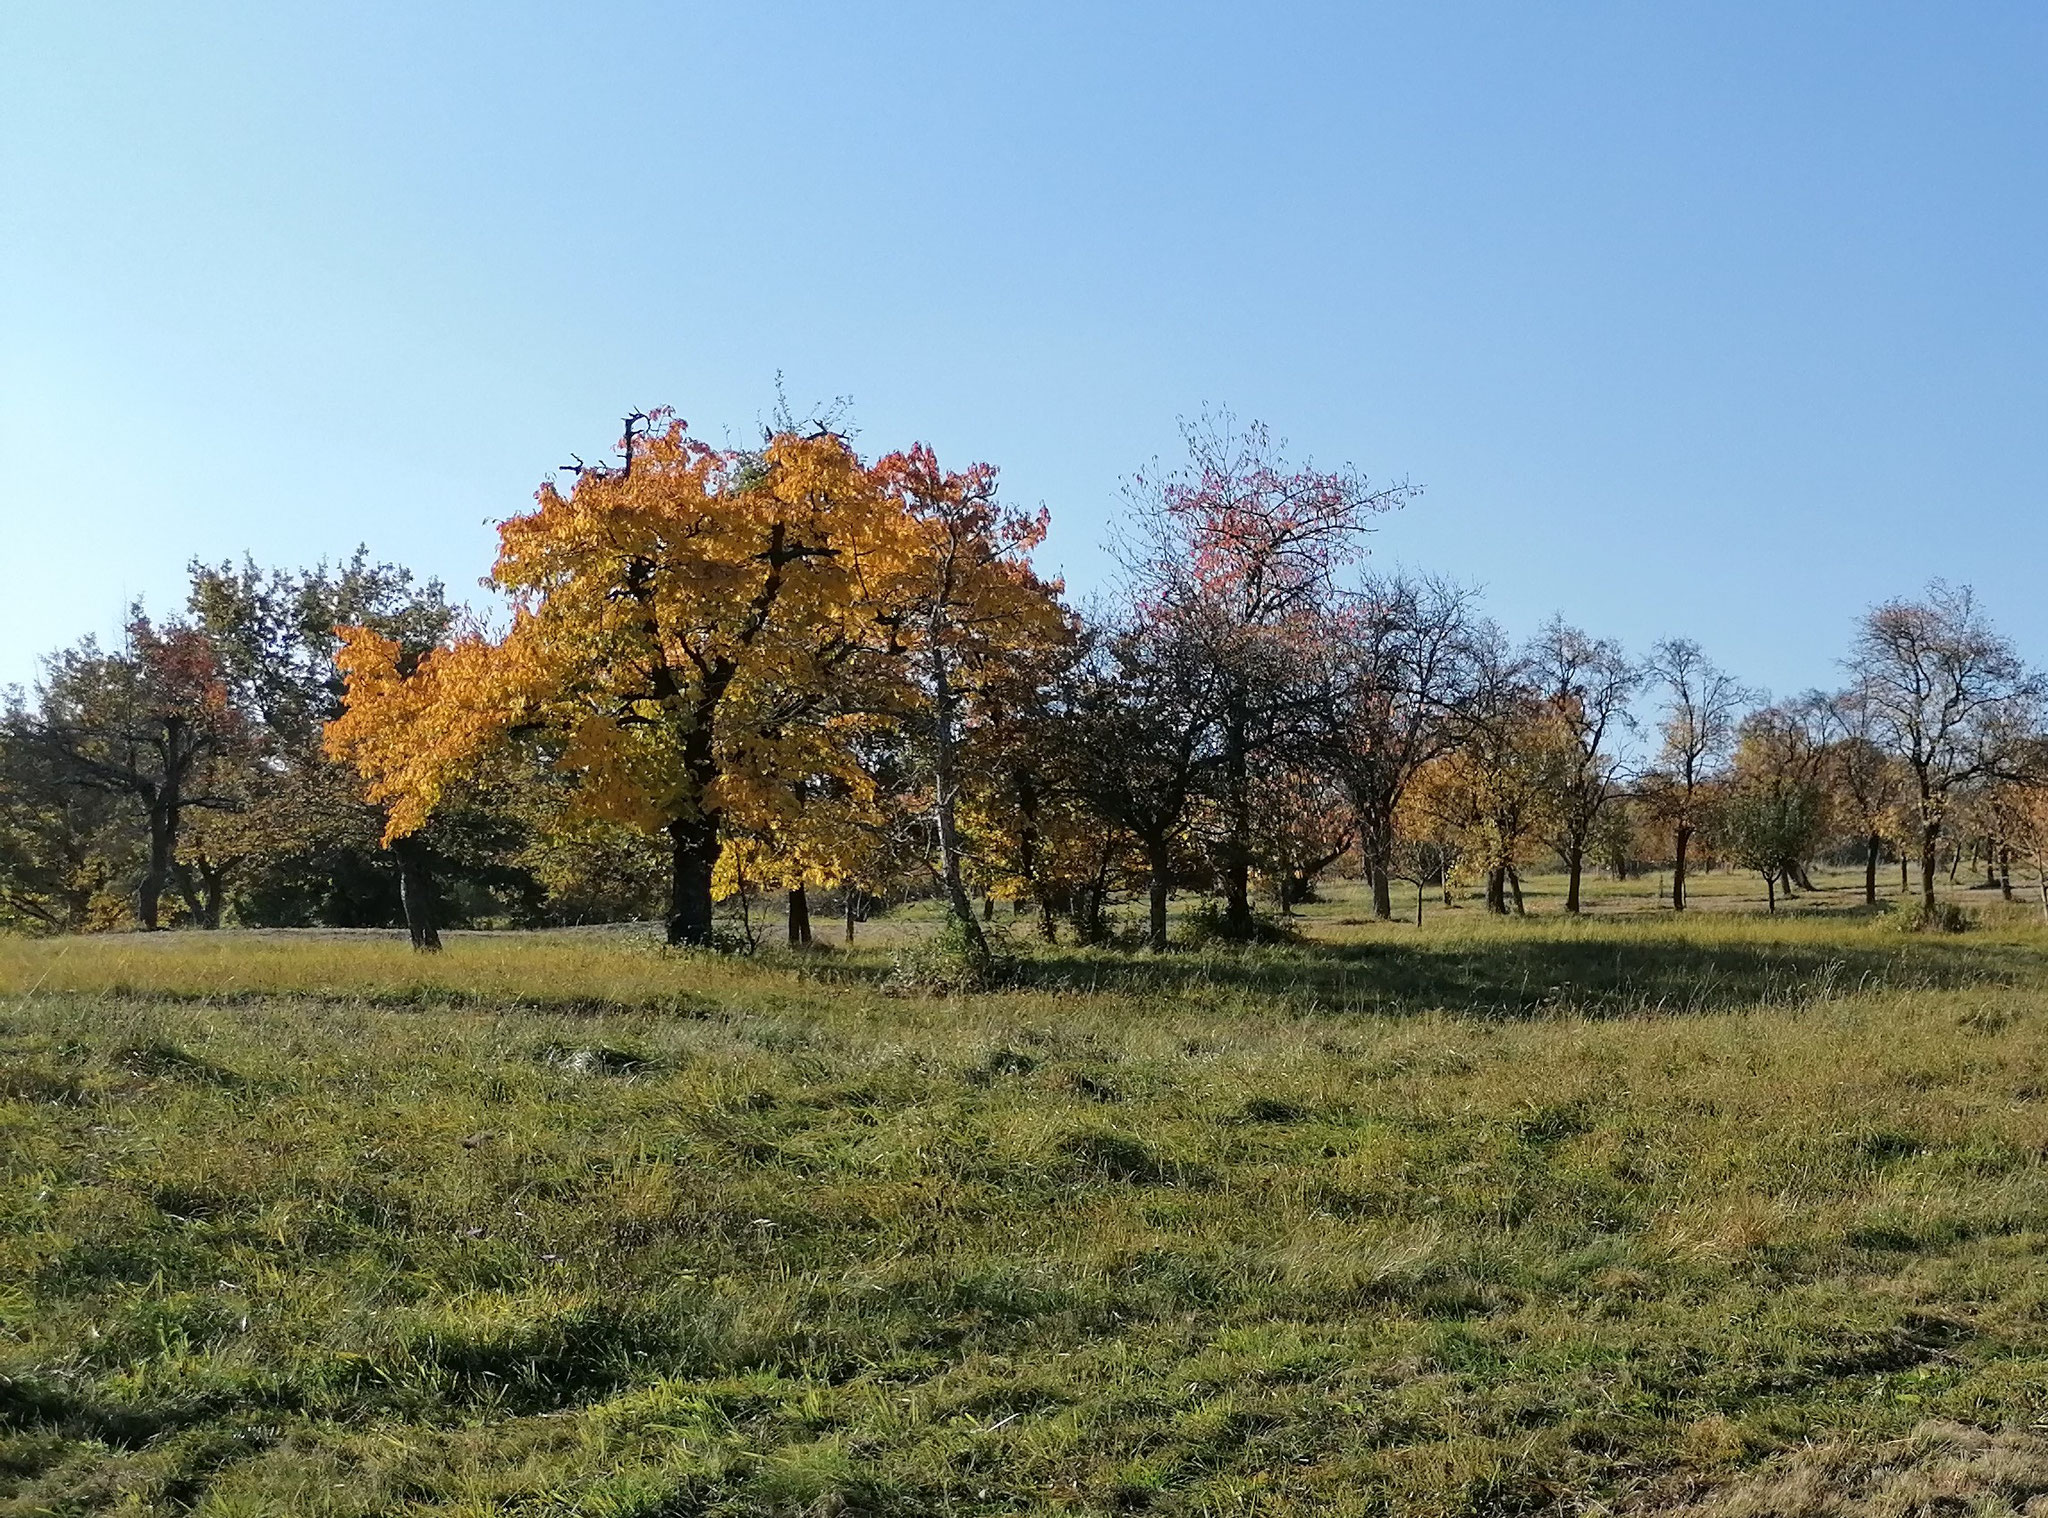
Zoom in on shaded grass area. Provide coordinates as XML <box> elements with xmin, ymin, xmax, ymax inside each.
<box><xmin>5</xmin><ymin>909</ymin><xmax>2048</xmax><ymax>1513</ymax></box>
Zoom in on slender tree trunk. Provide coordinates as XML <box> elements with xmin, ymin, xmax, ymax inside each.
<box><xmin>1672</xmin><ymin>824</ymin><xmax>1691</xmax><ymax>912</ymax></box>
<box><xmin>787</xmin><ymin>883</ymin><xmax>811</xmax><ymax>947</ymax></box>
<box><xmin>199</xmin><ymin>860</ymin><xmax>224</xmax><ymax>929</ymax></box>
<box><xmin>1864</xmin><ymin>831</ymin><xmax>1880</xmax><ymax>907</ymax></box>
<box><xmin>666</xmin><ymin>814</ymin><xmax>719</xmax><ymax>947</ymax></box>
<box><xmin>844</xmin><ymin>888</ymin><xmax>857</xmax><ymax>945</ymax></box>
<box><xmin>1900</xmin><ymin>854</ymin><xmax>1909</xmax><ymax>894</ymax></box>
<box><xmin>2000</xmin><ymin>847</ymin><xmax>2014</xmax><ymax>903</ymax></box>
<box><xmin>393</xmin><ymin>835</ymin><xmax>441</xmax><ymax>952</ymax></box>
<box><xmin>929</xmin><ymin>645</ymin><xmax>989</xmax><ymax>957</ymax></box>
<box><xmin>1920</xmin><ymin>821</ymin><xmax>1940</xmax><ymax>914</ymax></box>
<box><xmin>1563</xmin><ymin>843</ymin><xmax>1584</xmax><ymax>915</ymax></box>
<box><xmin>1507</xmin><ymin>866</ymin><xmax>1525</xmax><ymax>915</ymax></box>
<box><xmin>1765</xmin><ymin>870</ymin><xmax>1776</xmax><ymax>913</ymax></box>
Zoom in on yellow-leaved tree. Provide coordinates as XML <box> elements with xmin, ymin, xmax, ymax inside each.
<box><xmin>871</xmin><ymin>445</ymin><xmax>1072</xmax><ymax>958</ymax></box>
<box><xmin>327</xmin><ymin>413</ymin><xmax>915</xmax><ymax>946</ymax></box>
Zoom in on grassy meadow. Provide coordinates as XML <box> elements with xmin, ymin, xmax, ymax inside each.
<box><xmin>7</xmin><ymin>871</ymin><xmax>2048</xmax><ymax>1514</ymax></box>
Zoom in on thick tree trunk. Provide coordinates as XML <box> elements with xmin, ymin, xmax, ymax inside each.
<box><xmin>393</xmin><ymin>836</ymin><xmax>441</xmax><ymax>952</ymax></box>
<box><xmin>1672</xmin><ymin>824</ymin><xmax>1691</xmax><ymax>911</ymax></box>
<box><xmin>1147</xmin><ymin>848</ymin><xmax>1171</xmax><ymax>951</ymax></box>
<box><xmin>1864</xmin><ymin>832</ymin><xmax>1881</xmax><ymax>907</ymax></box>
<box><xmin>1486</xmin><ymin>866</ymin><xmax>1507</xmax><ymax>915</ymax></box>
<box><xmin>1220</xmin><ymin>701</ymin><xmax>1254</xmax><ymax>937</ymax></box>
<box><xmin>1356</xmin><ymin>798</ymin><xmax>1396</xmax><ymax>921</ymax></box>
<box><xmin>138</xmin><ymin>800</ymin><xmax>178</xmax><ymax>930</ymax></box>
<box><xmin>666</xmin><ymin>814</ymin><xmax>719</xmax><ymax>947</ymax></box>
<box><xmin>1563</xmin><ymin>844</ymin><xmax>1584</xmax><ymax>915</ymax></box>
<box><xmin>787</xmin><ymin>883</ymin><xmax>811</xmax><ymax>947</ymax></box>
<box><xmin>1920</xmin><ymin>822</ymin><xmax>1940</xmax><ymax>913</ymax></box>
<box><xmin>2000</xmin><ymin>847</ymin><xmax>2014</xmax><ymax>903</ymax></box>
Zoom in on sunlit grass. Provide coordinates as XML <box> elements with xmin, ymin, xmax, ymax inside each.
<box><xmin>5</xmin><ymin>882</ymin><xmax>2048</xmax><ymax>1513</ymax></box>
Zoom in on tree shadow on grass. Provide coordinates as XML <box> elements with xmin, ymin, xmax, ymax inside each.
<box><xmin>821</xmin><ymin>922</ymin><xmax>2042</xmax><ymax>1021</ymax></box>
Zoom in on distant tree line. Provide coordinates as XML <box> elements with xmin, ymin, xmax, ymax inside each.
<box><xmin>6</xmin><ymin>408</ymin><xmax>2047</xmax><ymax>948</ymax></box>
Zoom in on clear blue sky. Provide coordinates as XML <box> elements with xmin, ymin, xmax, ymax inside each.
<box><xmin>5</xmin><ymin>3</ymin><xmax>2046</xmax><ymax>705</ymax></box>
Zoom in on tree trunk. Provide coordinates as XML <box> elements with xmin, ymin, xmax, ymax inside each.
<box><xmin>1900</xmin><ymin>854</ymin><xmax>1909</xmax><ymax>894</ymax></box>
<box><xmin>197</xmin><ymin>859</ymin><xmax>224</xmax><ymax>929</ymax></box>
<box><xmin>2000</xmin><ymin>847</ymin><xmax>2014</xmax><ymax>903</ymax></box>
<box><xmin>1357</xmin><ymin>798</ymin><xmax>1395</xmax><ymax>921</ymax></box>
<box><xmin>1147</xmin><ymin>852</ymin><xmax>1170</xmax><ymax>953</ymax></box>
<box><xmin>1920</xmin><ymin>821</ymin><xmax>1940</xmax><ymax>914</ymax></box>
<box><xmin>1864</xmin><ymin>831</ymin><xmax>1880</xmax><ymax>907</ymax></box>
<box><xmin>393</xmin><ymin>835</ymin><xmax>441</xmax><ymax>952</ymax></box>
<box><xmin>845</xmin><ymin>888</ymin><xmax>857</xmax><ymax>945</ymax></box>
<box><xmin>1765</xmin><ymin>870</ymin><xmax>1776</xmax><ymax>913</ymax></box>
<box><xmin>666</xmin><ymin>814</ymin><xmax>719</xmax><ymax>947</ymax></box>
<box><xmin>929</xmin><ymin>644</ymin><xmax>989</xmax><ymax>957</ymax></box>
<box><xmin>1220</xmin><ymin>698</ymin><xmax>1254</xmax><ymax>937</ymax></box>
<box><xmin>1563</xmin><ymin>844</ymin><xmax>1584</xmax><ymax>915</ymax></box>
<box><xmin>138</xmin><ymin>799</ymin><xmax>178</xmax><ymax>930</ymax></box>
<box><xmin>1672</xmin><ymin>824</ymin><xmax>1691</xmax><ymax>911</ymax></box>
<box><xmin>1486</xmin><ymin>866</ymin><xmax>1506</xmax><ymax>915</ymax></box>
<box><xmin>787</xmin><ymin>883</ymin><xmax>811</xmax><ymax>947</ymax></box>
<box><xmin>1508</xmin><ymin>866</ymin><xmax>1526</xmax><ymax>915</ymax></box>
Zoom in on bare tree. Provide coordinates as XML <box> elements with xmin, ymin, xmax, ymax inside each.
<box><xmin>1847</xmin><ymin>583</ymin><xmax>2045</xmax><ymax>913</ymax></box>
<box><xmin>1812</xmin><ymin>680</ymin><xmax>1902</xmax><ymax>906</ymax></box>
<box><xmin>1526</xmin><ymin>617</ymin><xmax>1640</xmax><ymax>914</ymax></box>
<box><xmin>1117</xmin><ymin>411</ymin><xmax>1416</xmax><ymax>936</ymax></box>
<box><xmin>1307</xmin><ymin>573</ymin><xmax>1485</xmax><ymax>919</ymax></box>
<box><xmin>1070</xmin><ymin>609</ymin><xmax>1221</xmax><ymax>951</ymax></box>
<box><xmin>1644</xmin><ymin>638</ymin><xmax>1753</xmax><ymax>911</ymax></box>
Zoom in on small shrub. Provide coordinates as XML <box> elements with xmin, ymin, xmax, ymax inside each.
<box><xmin>887</xmin><ymin>915</ymin><xmax>1017</xmax><ymax>993</ymax></box>
<box><xmin>1887</xmin><ymin>901</ymin><xmax>1971</xmax><ymax>935</ymax></box>
<box><xmin>1182</xmin><ymin>902</ymin><xmax>1302</xmax><ymax>948</ymax></box>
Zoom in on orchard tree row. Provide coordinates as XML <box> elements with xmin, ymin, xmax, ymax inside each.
<box><xmin>5</xmin><ymin>408</ymin><xmax>2046</xmax><ymax>949</ymax></box>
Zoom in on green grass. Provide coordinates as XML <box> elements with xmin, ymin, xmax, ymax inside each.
<box><xmin>6</xmin><ymin>876</ymin><xmax>2048</xmax><ymax>1514</ymax></box>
